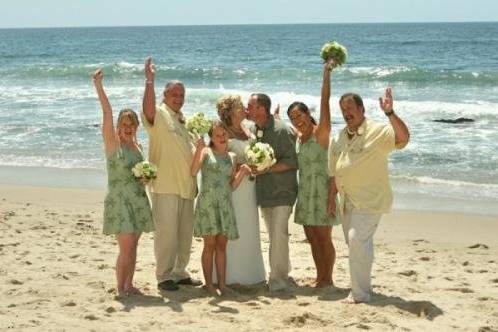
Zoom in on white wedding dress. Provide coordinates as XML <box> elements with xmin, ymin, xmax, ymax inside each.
<box><xmin>225</xmin><ymin>138</ymin><xmax>266</xmax><ymax>285</ymax></box>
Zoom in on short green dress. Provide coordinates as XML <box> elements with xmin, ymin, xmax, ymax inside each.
<box><xmin>294</xmin><ymin>137</ymin><xmax>340</xmax><ymax>226</ymax></box>
<box><xmin>103</xmin><ymin>146</ymin><xmax>154</xmax><ymax>235</ymax></box>
<box><xmin>194</xmin><ymin>149</ymin><xmax>239</xmax><ymax>240</ymax></box>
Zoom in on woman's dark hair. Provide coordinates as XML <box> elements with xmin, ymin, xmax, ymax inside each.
<box><xmin>339</xmin><ymin>93</ymin><xmax>365</xmax><ymax>113</ymax></box>
<box><xmin>207</xmin><ymin>119</ymin><xmax>224</xmax><ymax>147</ymax></box>
<box><xmin>287</xmin><ymin>101</ymin><xmax>317</xmax><ymax>125</ymax></box>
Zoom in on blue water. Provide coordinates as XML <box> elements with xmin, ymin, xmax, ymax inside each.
<box><xmin>1</xmin><ymin>23</ymin><xmax>497</xmax><ymax>213</ymax></box>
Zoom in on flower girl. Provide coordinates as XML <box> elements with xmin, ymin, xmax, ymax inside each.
<box><xmin>190</xmin><ymin>120</ymin><xmax>250</xmax><ymax>295</ymax></box>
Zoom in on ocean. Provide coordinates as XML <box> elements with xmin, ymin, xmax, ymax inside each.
<box><xmin>1</xmin><ymin>23</ymin><xmax>497</xmax><ymax>214</ymax></box>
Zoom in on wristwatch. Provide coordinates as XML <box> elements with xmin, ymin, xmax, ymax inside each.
<box><xmin>384</xmin><ymin>110</ymin><xmax>395</xmax><ymax>117</ymax></box>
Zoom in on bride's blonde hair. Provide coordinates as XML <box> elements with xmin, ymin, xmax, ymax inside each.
<box><xmin>216</xmin><ymin>95</ymin><xmax>244</xmax><ymax>128</ymax></box>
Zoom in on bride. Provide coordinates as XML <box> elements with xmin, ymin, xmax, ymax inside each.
<box><xmin>216</xmin><ymin>95</ymin><xmax>266</xmax><ymax>285</ymax></box>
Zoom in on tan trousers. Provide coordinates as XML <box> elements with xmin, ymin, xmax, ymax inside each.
<box><xmin>342</xmin><ymin>201</ymin><xmax>382</xmax><ymax>302</ymax></box>
<box><xmin>152</xmin><ymin>193</ymin><xmax>194</xmax><ymax>283</ymax></box>
<box><xmin>261</xmin><ymin>206</ymin><xmax>292</xmax><ymax>288</ymax></box>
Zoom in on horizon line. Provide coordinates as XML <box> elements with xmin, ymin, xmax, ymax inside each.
<box><xmin>1</xmin><ymin>20</ymin><xmax>497</xmax><ymax>30</ymax></box>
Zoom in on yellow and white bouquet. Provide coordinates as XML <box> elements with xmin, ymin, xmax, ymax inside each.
<box><xmin>132</xmin><ymin>161</ymin><xmax>157</xmax><ymax>180</ymax></box>
<box><xmin>321</xmin><ymin>41</ymin><xmax>348</xmax><ymax>69</ymax></box>
<box><xmin>186</xmin><ymin>112</ymin><xmax>212</xmax><ymax>138</ymax></box>
<box><xmin>245</xmin><ymin>141</ymin><xmax>276</xmax><ymax>172</ymax></box>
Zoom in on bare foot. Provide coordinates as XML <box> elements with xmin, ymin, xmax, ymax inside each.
<box><xmin>126</xmin><ymin>287</ymin><xmax>143</xmax><ymax>296</ymax></box>
<box><xmin>219</xmin><ymin>285</ymin><xmax>236</xmax><ymax>296</ymax></box>
<box><xmin>315</xmin><ymin>280</ymin><xmax>334</xmax><ymax>288</ymax></box>
<box><xmin>115</xmin><ymin>289</ymin><xmax>129</xmax><ymax>300</ymax></box>
<box><xmin>203</xmin><ymin>285</ymin><xmax>219</xmax><ymax>296</ymax></box>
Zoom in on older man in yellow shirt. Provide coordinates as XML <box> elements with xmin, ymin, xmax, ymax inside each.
<box><xmin>328</xmin><ymin>88</ymin><xmax>409</xmax><ymax>303</ymax></box>
<box><xmin>142</xmin><ymin>57</ymin><xmax>201</xmax><ymax>291</ymax></box>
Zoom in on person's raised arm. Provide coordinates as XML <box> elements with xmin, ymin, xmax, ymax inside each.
<box><xmin>143</xmin><ymin>57</ymin><xmax>156</xmax><ymax>125</ymax></box>
<box><xmin>93</xmin><ymin>69</ymin><xmax>118</xmax><ymax>157</ymax></box>
<box><xmin>190</xmin><ymin>138</ymin><xmax>207</xmax><ymax>176</ymax></box>
<box><xmin>273</xmin><ymin>103</ymin><xmax>281</xmax><ymax>120</ymax></box>
<box><xmin>316</xmin><ymin>58</ymin><xmax>336</xmax><ymax>149</ymax></box>
<box><xmin>379</xmin><ymin>87</ymin><xmax>410</xmax><ymax>149</ymax></box>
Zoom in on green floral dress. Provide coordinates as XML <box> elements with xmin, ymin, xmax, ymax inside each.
<box><xmin>103</xmin><ymin>146</ymin><xmax>154</xmax><ymax>235</ymax></box>
<box><xmin>194</xmin><ymin>149</ymin><xmax>239</xmax><ymax>240</ymax></box>
<box><xmin>294</xmin><ymin>137</ymin><xmax>340</xmax><ymax>226</ymax></box>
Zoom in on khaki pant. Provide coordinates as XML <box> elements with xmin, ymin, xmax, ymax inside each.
<box><xmin>152</xmin><ymin>193</ymin><xmax>194</xmax><ymax>283</ymax></box>
<box><xmin>261</xmin><ymin>206</ymin><xmax>292</xmax><ymax>288</ymax></box>
<box><xmin>342</xmin><ymin>201</ymin><xmax>381</xmax><ymax>302</ymax></box>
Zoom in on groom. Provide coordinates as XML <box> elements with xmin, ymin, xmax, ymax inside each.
<box><xmin>247</xmin><ymin>93</ymin><xmax>298</xmax><ymax>292</ymax></box>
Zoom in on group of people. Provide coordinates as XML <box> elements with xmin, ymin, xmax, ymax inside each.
<box><xmin>93</xmin><ymin>56</ymin><xmax>409</xmax><ymax>303</ymax></box>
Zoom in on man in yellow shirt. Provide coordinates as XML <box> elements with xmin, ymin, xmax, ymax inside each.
<box><xmin>328</xmin><ymin>88</ymin><xmax>409</xmax><ymax>303</ymax></box>
<box><xmin>142</xmin><ymin>57</ymin><xmax>201</xmax><ymax>291</ymax></box>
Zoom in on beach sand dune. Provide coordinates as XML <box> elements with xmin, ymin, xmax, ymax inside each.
<box><xmin>1</xmin><ymin>184</ymin><xmax>497</xmax><ymax>331</ymax></box>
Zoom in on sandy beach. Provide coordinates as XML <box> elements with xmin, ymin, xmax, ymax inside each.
<box><xmin>1</xmin><ymin>183</ymin><xmax>497</xmax><ymax>331</ymax></box>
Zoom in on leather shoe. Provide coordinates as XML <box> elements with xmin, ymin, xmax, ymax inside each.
<box><xmin>176</xmin><ymin>277</ymin><xmax>202</xmax><ymax>286</ymax></box>
<box><xmin>158</xmin><ymin>279</ymin><xmax>179</xmax><ymax>291</ymax></box>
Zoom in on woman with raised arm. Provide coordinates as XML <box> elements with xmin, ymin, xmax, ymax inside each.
<box><xmin>92</xmin><ymin>69</ymin><xmax>153</xmax><ymax>298</ymax></box>
<box><xmin>287</xmin><ymin>59</ymin><xmax>340</xmax><ymax>288</ymax></box>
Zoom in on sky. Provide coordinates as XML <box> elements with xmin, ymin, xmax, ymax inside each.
<box><xmin>0</xmin><ymin>0</ymin><xmax>497</xmax><ymax>28</ymax></box>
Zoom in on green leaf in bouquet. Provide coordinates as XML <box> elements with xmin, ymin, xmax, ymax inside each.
<box><xmin>186</xmin><ymin>112</ymin><xmax>212</xmax><ymax>138</ymax></box>
<box><xmin>320</xmin><ymin>41</ymin><xmax>348</xmax><ymax>67</ymax></box>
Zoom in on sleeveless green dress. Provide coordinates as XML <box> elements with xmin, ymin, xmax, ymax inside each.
<box><xmin>294</xmin><ymin>137</ymin><xmax>340</xmax><ymax>226</ymax></box>
<box><xmin>194</xmin><ymin>149</ymin><xmax>239</xmax><ymax>240</ymax></box>
<box><xmin>103</xmin><ymin>146</ymin><xmax>154</xmax><ymax>235</ymax></box>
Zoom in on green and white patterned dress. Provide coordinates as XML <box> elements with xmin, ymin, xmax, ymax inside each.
<box><xmin>194</xmin><ymin>149</ymin><xmax>239</xmax><ymax>240</ymax></box>
<box><xmin>103</xmin><ymin>146</ymin><xmax>154</xmax><ymax>235</ymax></box>
<box><xmin>294</xmin><ymin>137</ymin><xmax>340</xmax><ymax>226</ymax></box>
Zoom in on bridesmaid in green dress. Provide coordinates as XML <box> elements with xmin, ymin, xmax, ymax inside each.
<box><xmin>191</xmin><ymin>120</ymin><xmax>250</xmax><ymax>296</ymax></box>
<box><xmin>93</xmin><ymin>69</ymin><xmax>153</xmax><ymax>297</ymax></box>
<box><xmin>287</xmin><ymin>59</ymin><xmax>340</xmax><ymax>288</ymax></box>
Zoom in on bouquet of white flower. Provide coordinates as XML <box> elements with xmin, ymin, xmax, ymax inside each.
<box><xmin>132</xmin><ymin>161</ymin><xmax>157</xmax><ymax>180</ymax></box>
<box><xmin>186</xmin><ymin>112</ymin><xmax>212</xmax><ymax>138</ymax></box>
<box><xmin>320</xmin><ymin>41</ymin><xmax>347</xmax><ymax>68</ymax></box>
<box><xmin>244</xmin><ymin>141</ymin><xmax>276</xmax><ymax>172</ymax></box>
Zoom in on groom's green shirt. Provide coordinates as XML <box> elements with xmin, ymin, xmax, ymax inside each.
<box><xmin>255</xmin><ymin>116</ymin><xmax>298</xmax><ymax>208</ymax></box>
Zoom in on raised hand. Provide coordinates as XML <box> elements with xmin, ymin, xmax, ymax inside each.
<box><xmin>379</xmin><ymin>87</ymin><xmax>410</xmax><ymax>147</ymax></box>
<box><xmin>92</xmin><ymin>68</ymin><xmax>117</xmax><ymax>157</ymax></box>
<box><xmin>379</xmin><ymin>87</ymin><xmax>394</xmax><ymax>113</ymax></box>
<box><xmin>273</xmin><ymin>103</ymin><xmax>281</xmax><ymax>119</ymax></box>
<box><xmin>145</xmin><ymin>57</ymin><xmax>155</xmax><ymax>82</ymax></box>
<box><xmin>190</xmin><ymin>137</ymin><xmax>208</xmax><ymax>176</ymax></box>
<box><xmin>143</xmin><ymin>57</ymin><xmax>157</xmax><ymax>124</ymax></box>
<box><xmin>93</xmin><ymin>68</ymin><xmax>104</xmax><ymax>85</ymax></box>
<box><xmin>324</xmin><ymin>58</ymin><xmax>336</xmax><ymax>72</ymax></box>
<box><xmin>195</xmin><ymin>137</ymin><xmax>206</xmax><ymax>151</ymax></box>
